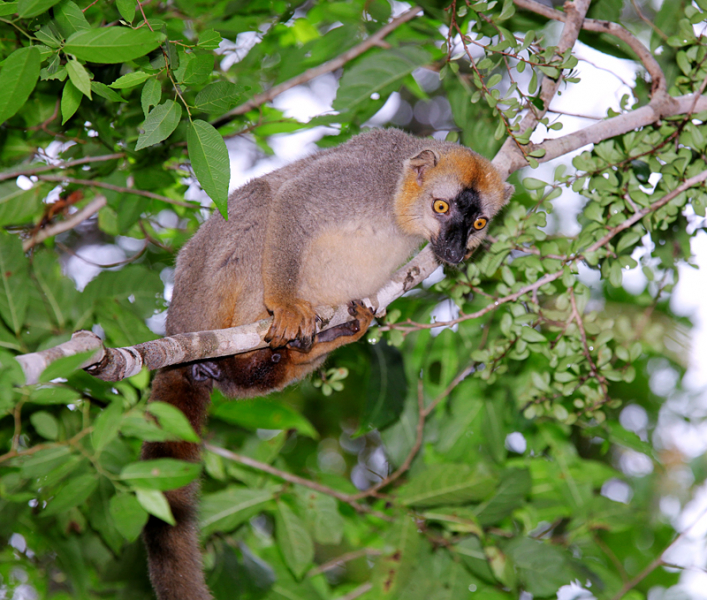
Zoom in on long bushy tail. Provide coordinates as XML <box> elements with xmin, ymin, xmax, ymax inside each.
<box><xmin>141</xmin><ymin>365</ymin><xmax>213</xmax><ymax>600</ymax></box>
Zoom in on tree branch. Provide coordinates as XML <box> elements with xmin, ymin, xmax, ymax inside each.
<box><xmin>211</xmin><ymin>6</ymin><xmax>423</xmax><ymax>128</ymax></box>
<box><xmin>16</xmin><ymin>247</ymin><xmax>440</xmax><ymax>384</ymax></box>
<box><xmin>512</xmin><ymin>92</ymin><xmax>706</xmax><ymax>173</ymax></box>
<box><xmin>0</xmin><ymin>153</ymin><xmax>126</xmax><ymax>182</ymax></box>
<box><xmin>495</xmin><ymin>0</ymin><xmax>591</xmax><ymax>176</ymax></box>
<box><xmin>22</xmin><ymin>195</ymin><xmax>107</xmax><ymax>252</ymax></box>
<box><xmin>204</xmin><ymin>442</ymin><xmax>393</xmax><ymax>520</ymax></box>
<box><xmin>514</xmin><ymin>0</ymin><xmax>666</xmax><ymax>94</ymax></box>
<box><xmin>35</xmin><ymin>175</ymin><xmax>194</xmax><ymax>208</ymax></box>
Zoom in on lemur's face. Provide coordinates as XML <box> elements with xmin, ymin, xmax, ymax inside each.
<box><xmin>428</xmin><ymin>186</ymin><xmax>488</xmax><ymax>265</ymax></box>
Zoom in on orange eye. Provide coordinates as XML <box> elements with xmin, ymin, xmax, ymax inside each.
<box><xmin>473</xmin><ymin>217</ymin><xmax>487</xmax><ymax>230</ymax></box>
<box><xmin>433</xmin><ymin>200</ymin><xmax>449</xmax><ymax>214</ymax></box>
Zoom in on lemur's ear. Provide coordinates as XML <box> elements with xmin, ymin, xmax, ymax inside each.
<box><xmin>407</xmin><ymin>149</ymin><xmax>439</xmax><ymax>185</ymax></box>
<box><xmin>503</xmin><ymin>182</ymin><xmax>514</xmax><ymax>204</ymax></box>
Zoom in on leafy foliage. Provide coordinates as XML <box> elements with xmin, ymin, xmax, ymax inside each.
<box><xmin>1</xmin><ymin>0</ymin><xmax>707</xmax><ymax>599</ymax></box>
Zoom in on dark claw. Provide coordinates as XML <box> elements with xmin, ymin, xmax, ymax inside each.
<box><xmin>288</xmin><ymin>335</ymin><xmax>313</xmax><ymax>352</ymax></box>
<box><xmin>192</xmin><ymin>361</ymin><xmax>221</xmax><ymax>381</ymax></box>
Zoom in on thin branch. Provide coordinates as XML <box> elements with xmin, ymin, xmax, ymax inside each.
<box><xmin>384</xmin><ymin>168</ymin><xmax>707</xmax><ymax>332</ymax></box>
<box><xmin>204</xmin><ymin>442</ymin><xmax>393</xmax><ymax>521</ymax></box>
<box><xmin>0</xmin><ymin>153</ymin><xmax>125</xmax><ymax>182</ymax></box>
<box><xmin>22</xmin><ymin>195</ymin><xmax>107</xmax><ymax>252</ymax></box>
<box><xmin>334</xmin><ymin>583</ymin><xmax>373</xmax><ymax>600</ymax></box>
<box><xmin>569</xmin><ymin>287</ymin><xmax>609</xmax><ymax>402</ymax></box>
<box><xmin>586</xmin><ymin>168</ymin><xmax>707</xmax><ymax>253</ymax></box>
<box><xmin>351</xmin><ymin>380</ymin><xmax>426</xmax><ymax>500</ymax></box>
<box><xmin>35</xmin><ymin>175</ymin><xmax>194</xmax><ymax>208</ymax></box>
<box><xmin>630</xmin><ymin>0</ymin><xmax>668</xmax><ymax>42</ymax></box>
<box><xmin>308</xmin><ymin>549</ymin><xmax>381</xmax><ymax>577</ymax></box>
<box><xmin>514</xmin><ymin>0</ymin><xmax>666</xmax><ymax>94</ymax></box>
<box><xmin>211</xmin><ymin>6</ymin><xmax>423</xmax><ymax>127</ymax></box>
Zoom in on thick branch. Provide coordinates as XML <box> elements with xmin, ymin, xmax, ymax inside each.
<box><xmin>536</xmin><ymin>92</ymin><xmax>706</xmax><ymax>166</ymax></box>
<box><xmin>211</xmin><ymin>6</ymin><xmax>422</xmax><ymax>128</ymax></box>
<box><xmin>17</xmin><ymin>247</ymin><xmax>439</xmax><ymax>384</ymax></box>
<box><xmin>22</xmin><ymin>195</ymin><xmax>107</xmax><ymax>252</ymax></box>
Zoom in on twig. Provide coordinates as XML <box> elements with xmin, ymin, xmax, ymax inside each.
<box><xmin>334</xmin><ymin>583</ymin><xmax>373</xmax><ymax>600</ymax></box>
<box><xmin>384</xmin><ymin>168</ymin><xmax>707</xmax><ymax>332</ymax></box>
<box><xmin>35</xmin><ymin>175</ymin><xmax>193</xmax><ymax>208</ymax></box>
<box><xmin>211</xmin><ymin>6</ymin><xmax>423</xmax><ymax>127</ymax></box>
<box><xmin>307</xmin><ymin>549</ymin><xmax>381</xmax><ymax>577</ymax></box>
<box><xmin>204</xmin><ymin>443</ymin><xmax>393</xmax><ymax>521</ymax></box>
<box><xmin>0</xmin><ymin>427</ymin><xmax>93</xmax><ymax>464</ymax></box>
<box><xmin>351</xmin><ymin>380</ymin><xmax>427</xmax><ymax>499</ymax></box>
<box><xmin>22</xmin><ymin>195</ymin><xmax>107</xmax><ymax>251</ymax></box>
<box><xmin>569</xmin><ymin>287</ymin><xmax>608</xmax><ymax>402</ymax></box>
<box><xmin>0</xmin><ymin>153</ymin><xmax>125</xmax><ymax>182</ymax></box>
<box><xmin>514</xmin><ymin>0</ymin><xmax>666</xmax><ymax>94</ymax></box>
<box><xmin>630</xmin><ymin>0</ymin><xmax>668</xmax><ymax>42</ymax></box>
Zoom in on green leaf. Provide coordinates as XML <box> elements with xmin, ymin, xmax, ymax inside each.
<box><xmin>397</xmin><ymin>463</ymin><xmax>497</xmax><ymax>507</ymax></box>
<box><xmin>44</xmin><ymin>474</ymin><xmax>98</xmax><ymax>516</ymax></box>
<box><xmin>474</xmin><ymin>468</ymin><xmax>531</xmax><ymax>525</ymax></box>
<box><xmin>120</xmin><ymin>458</ymin><xmax>201</xmax><ymax>491</ymax></box>
<box><xmin>357</xmin><ymin>341</ymin><xmax>407</xmax><ymax>435</ymax></box>
<box><xmin>141</xmin><ymin>77</ymin><xmax>161</xmax><ymax>117</ymax></box>
<box><xmin>200</xmin><ymin>486</ymin><xmax>273</xmax><ymax>536</ymax></box>
<box><xmin>54</xmin><ymin>0</ymin><xmax>90</xmax><ymax>37</ymax></box>
<box><xmin>197</xmin><ymin>29</ymin><xmax>222</xmax><ymax>50</ymax></box>
<box><xmin>193</xmin><ymin>81</ymin><xmax>246</xmax><ymax>114</ymax></box>
<box><xmin>213</xmin><ymin>398</ymin><xmax>317</xmax><ymax>438</ymax></box>
<box><xmin>109</xmin><ymin>493</ymin><xmax>149</xmax><ymax>541</ymax></box>
<box><xmin>61</xmin><ymin>79</ymin><xmax>82</xmax><ymax>123</ymax></box>
<box><xmin>30</xmin><ymin>411</ymin><xmax>59</xmax><ymax>440</ymax></box>
<box><xmin>17</xmin><ymin>0</ymin><xmax>59</xmax><ymax>18</ymax></box>
<box><xmin>0</xmin><ymin>47</ymin><xmax>41</xmax><ymax>125</ymax></box>
<box><xmin>275</xmin><ymin>502</ymin><xmax>314</xmax><ymax>579</ymax></box>
<box><xmin>20</xmin><ymin>447</ymin><xmax>72</xmax><ymax>478</ymax></box>
<box><xmin>92</xmin><ymin>399</ymin><xmax>124</xmax><ymax>452</ymax></box>
<box><xmin>297</xmin><ymin>489</ymin><xmax>344</xmax><ymax>545</ymax></box>
<box><xmin>0</xmin><ymin>234</ymin><xmax>29</xmax><ymax>333</ymax></box>
<box><xmin>371</xmin><ymin>516</ymin><xmax>421</xmax><ymax>596</ymax></box>
<box><xmin>333</xmin><ymin>46</ymin><xmax>431</xmax><ymax>112</ymax></box>
<box><xmin>505</xmin><ymin>537</ymin><xmax>574</xmax><ymax>596</ymax></box>
<box><xmin>91</xmin><ymin>81</ymin><xmax>126</xmax><ymax>103</ymax></box>
<box><xmin>135</xmin><ymin>489</ymin><xmax>175</xmax><ymax>525</ymax></box>
<box><xmin>28</xmin><ymin>385</ymin><xmax>80</xmax><ymax>405</ymax></box>
<box><xmin>181</xmin><ymin>53</ymin><xmax>213</xmax><ymax>85</ymax></box>
<box><xmin>0</xmin><ymin>181</ymin><xmax>43</xmax><ymax>228</ymax></box>
<box><xmin>520</xmin><ymin>327</ymin><xmax>546</xmax><ymax>343</ymax></box>
<box><xmin>109</xmin><ymin>71</ymin><xmax>151</xmax><ymax>89</ymax></box>
<box><xmin>187</xmin><ymin>119</ymin><xmax>230</xmax><ymax>217</ymax></box>
<box><xmin>115</xmin><ymin>0</ymin><xmax>135</xmax><ymax>22</ymax></box>
<box><xmin>64</xmin><ymin>27</ymin><xmax>165</xmax><ymax>64</ymax></box>
<box><xmin>147</xmin><ymin>401</ymin><xmax>200</xmax><ymax>442</ymax></box>
<box><xmin>38</xmin><ymin>350</ymin><xmax>97</xmax><ymax>384</ymax></box>
<box><xmin>135</xmin><ymin>99</ymin><xmax>182</xmax><ymax>150</ymax></box>
<box><xmin>0</xmin><ymin>2</ymin><xmax>18</xmax><ymax>17</ymax></box>
<box><xmin>66</xmin><ymin>58</ymin><xmax>92</xmax><ymax>98</ymax></box>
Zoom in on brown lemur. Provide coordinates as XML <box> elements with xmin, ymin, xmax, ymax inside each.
<box><xmin>142</xmin><ymin>128</ymin><xmax>513</xmax><ymax>600</ymax></box>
